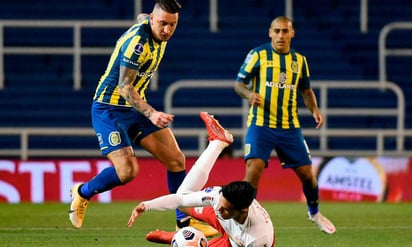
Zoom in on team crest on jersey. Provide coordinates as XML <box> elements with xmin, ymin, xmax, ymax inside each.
<box><xmin>108</xmin><ymin>131</ymin><xmax>121</xmax><ymax>146</ymax></box>
<box><xmin>133</xmin><ymin>43</ymin><xmax>144</xmax><ymax>55</ymax></box>
<box><xmin>290</xmin><ymin>61</ymin><xmax>299</xmax><ymax>73</ymax></box>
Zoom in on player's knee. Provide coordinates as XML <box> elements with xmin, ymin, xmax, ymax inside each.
<box><xmin>118</xmin><ymin>171</ymin><xmax>139</xmax><ymax>184</ymax></box>
<box><xmin>165</xmin><ymin>152</ymin><xmax>185</xmax><ymax>171</ymax></box>
<box><xmin>300</xmin><ymin>173</ymin><xmax>316</xmax><ymax>188</ymax></box>
<box><xmin>116</xmin><ymin>163</ymin><xmax>139</xmax><ymax>183</ymax></box>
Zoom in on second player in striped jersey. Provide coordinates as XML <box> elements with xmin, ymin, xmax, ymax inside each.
<box><xmin>234</xmin><ymin>16</ymin><xmax>336</xmax><ymax>235</ymax></box>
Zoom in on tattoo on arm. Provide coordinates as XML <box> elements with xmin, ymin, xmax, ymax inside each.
<box><xmin>119</xmin><ymin>66</ymin><xmax>154</xmax><ymax>118</ymax></box>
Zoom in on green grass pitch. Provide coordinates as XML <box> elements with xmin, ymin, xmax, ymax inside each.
<box><xmin>0</xmin><ymin>202</ymin><xmax>411</xmax><ymax>246</ymax></box>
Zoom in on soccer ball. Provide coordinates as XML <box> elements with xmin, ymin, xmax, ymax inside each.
<box><xmin>171</xmin><ymin>226</ymin><xmax>208</xmax><ymax>247</ymax></box>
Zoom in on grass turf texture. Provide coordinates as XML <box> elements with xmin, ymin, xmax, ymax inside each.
<box><xmin>0</xmin><ymin>202</ymin><xmax>411</xmax><ymax>246</ymax></box>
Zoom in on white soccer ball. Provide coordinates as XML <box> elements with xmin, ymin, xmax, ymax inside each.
<box><xmin>171</xmin><ymin>226</ymin><xmax>208</xmax><ymax>247</ymax></box>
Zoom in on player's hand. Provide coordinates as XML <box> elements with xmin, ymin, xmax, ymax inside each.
<box><xmin>128</xmin><ymin>203</ymin><xmax>146</xmax><ymax>227</ymax></box>
<box><xmin>248</xmin><ymin>92</ymin><xmax>262</xmax><ymax>107</ymax></box>
<box><xmin>313</xmin><ymin>111</ymin><xmax>324</xmax><ymax>129</ymax></box>
<box><xmin>149</xmin><ymin>111</ymin><xmax>174</xmax><ymax>128</ymax></box>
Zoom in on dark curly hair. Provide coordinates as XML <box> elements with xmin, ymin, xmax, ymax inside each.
<box><xmin>222</xmin><ymin>181</ymin><xmax>257</xmax><ymax>210</ymax></box>
<box><xmin>156</xmin><ymin>0</ymin><xmax>182</xmax><ymax>13</ymax></box>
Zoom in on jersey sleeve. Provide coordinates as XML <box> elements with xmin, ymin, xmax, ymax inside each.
<box><xmin>143</xmin><ymin>186</ymin><xmax>221</xmax><ymax>211</ymax></box>
<box><xmin>118</xmin><ymin>24</ymin><xmax>149</xmax><ymax>70</ymax></box>
<box><xmin>298</xmin><ymin>55</ymin><xmax>311</xmax><ymax>90</ymax></box>
<box><xmin>143</xmin><ymin>192</ymin><xmax>203</xmax><ymax>211</ymax></box>
<box><xmin>120</xmin><ymin>37</ymin><xmax>145</xmax><ymax>70</ymax></box>
<box><xmin>236</xmin><ymin>49</ymin><xmax>260</xmax><ymax>85</ymax></box>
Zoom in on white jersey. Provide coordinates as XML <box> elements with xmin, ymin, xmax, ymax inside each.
<box><xmin>202</xmin><ymin>186</ymin><xmax>274</xmax><ymax>247</ymax></box>
<box><xmin>143</xmin><ymin>186</ymin><xmax>274</xmax><ymax>247</ymax></box>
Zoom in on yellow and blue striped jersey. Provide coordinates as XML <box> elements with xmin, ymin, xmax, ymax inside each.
<box><xmin>236</xmin><ymin>43</ymin><xmax>311</xmax><ymax>129</ymax></box>
<box><xmin>93</xmin><ymin>19</ymin><xmax>167</xmax><ymax>106</ymax></box>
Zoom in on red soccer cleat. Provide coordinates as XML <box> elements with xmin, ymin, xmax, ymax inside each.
<box><xmin>200</xmin><ymin>112</ymin><xmax>233</xmax><ymax>144</ymax></box>
<box><xmin>146</xmin><ymin>229</ymin><xmax>175</xmax><ymax>244</ymax></box>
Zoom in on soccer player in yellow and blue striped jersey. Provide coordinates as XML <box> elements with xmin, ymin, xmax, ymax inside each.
<box><xmin>68</xmin><ymin>0</ymin><xmax>217</xmax><ymax>236</ymax></box>
<box><xmin>234</xmin><ymin>16</ymin><xmax>336</xmax><ymax>234</ymax></box>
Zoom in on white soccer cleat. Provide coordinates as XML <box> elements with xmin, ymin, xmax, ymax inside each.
<box><xmin>308</xmin><ymin>212</ymin><xmax>336</xmax><ymax>234</ymax></box>
<box><xmin>68</xmin><ymin>183</ymin><xmax>89</xmax><ymax>229</ymax></box>
<box><xmin>200</xmin><ymin>112</ymin><xmax>233</xmax><ymax>145</ymax></box>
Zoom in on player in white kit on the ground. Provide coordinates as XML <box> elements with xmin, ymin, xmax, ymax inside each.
<box><xmin>128</xmin><ymin>112</ymin><xmax>276</xmax><ymax>247</ymax></box>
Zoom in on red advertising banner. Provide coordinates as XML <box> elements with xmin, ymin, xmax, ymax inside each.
<box><xmin>0</xmin><ymin>157</ymin><xmax>411</xmax><ymax>203</ymax></box>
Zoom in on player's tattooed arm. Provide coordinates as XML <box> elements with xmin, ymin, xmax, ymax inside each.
<box><xmin>118</xmin><ymin>66</ymin><xmax>174</xmax><ymax>128</ymax></box>
<box><xmin>118</xmin><ymin>66</ymin><xmax>154</xmax><ymax>119</ymax></box>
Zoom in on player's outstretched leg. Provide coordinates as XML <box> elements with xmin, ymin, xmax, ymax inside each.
<box><xmin>200</xmin><ymin>112</ymin><xmax>233</xmax><ymax>144</ymax></box>
<box><xmin>68</xmin><ymin>183</ymin><xmax>89</xmax><ymax>228</ymax></box>
<box><xmin>308</xmin><ymin>212</ymin><xmax>336</xmax><ymax>234</ymax></box>
<box><xmin>183</xmin><ymin>112</ymin><xmax>233</xmax><ymax>237</ymax></box>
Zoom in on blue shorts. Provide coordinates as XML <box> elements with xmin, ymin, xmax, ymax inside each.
<box><xmin>91</xmin><ymin>101</ymin><xmax>161</xmax><ymax>155</ymax></box>
<box><xmin>244</xmin><ymin>125</ymin><xmax>312</xmax><ymax>168</ymax></box>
